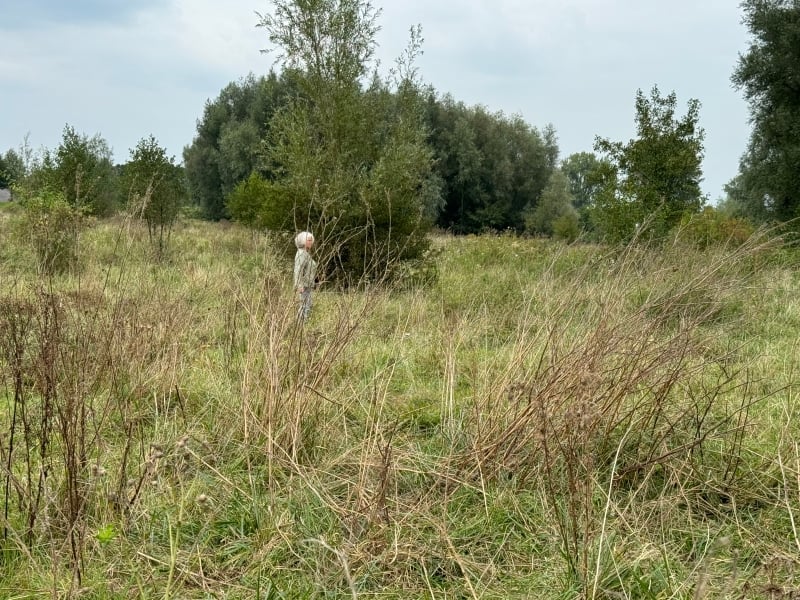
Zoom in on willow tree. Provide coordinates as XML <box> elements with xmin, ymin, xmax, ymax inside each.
<box><xmin>731</xmin><ymin>0</ymin><xmax>800</xmax><ymax>225</ymax></box>
<box><xmin>231</xmin><ymin>0</ymin><xmax>439</xmax><ymax>282</ymax></box>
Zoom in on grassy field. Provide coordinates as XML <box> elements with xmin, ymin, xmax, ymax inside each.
<box><xmin>1</xmin><ymin>206</ymin><xmax>799</xmax><ymax>599</ymax></box>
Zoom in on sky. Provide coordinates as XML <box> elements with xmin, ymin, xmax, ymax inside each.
<box><xmin>1</xmin><ymin>0</ymin><xmax>753</xmax><ymax>201</ymax></box>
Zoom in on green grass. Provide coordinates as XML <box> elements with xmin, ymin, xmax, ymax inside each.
<box><xmin>0</xmin><ymin>214</ymin><xmax>798</xmax><ymax>598</ymax></box>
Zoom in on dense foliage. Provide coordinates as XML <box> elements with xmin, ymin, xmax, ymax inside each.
<box><xmin>123</xmin><ymin>135</ymin><xmax>188</xmax><ymax>253</ymax></box>
<box><xmin>425</xmin><ymin>96</ymin><xmax>559</xmax><ymax>233</ymax></box>
<box><xmin>186</xmin><ymin>78</ymin><xmax>562</xmax><ymax>240</ymax></box>
<box><xmin>2</xmin><ymin>149</ymin><xmax>26</xmax><ymax>192</ymax></box>
<box><xmin>592</xmin><ymin>86</ymin><xmax>706</xmax><ymax>242</ymax></box>
<box><xmin>560</xmin><ymin>151</ymin><xmax>609</xmax><ymax>229</ymax></box>
<box><xmin>227</xmin><ymin>0</ymin><xmax>439</xmax><ymax>282</ymax></box>
<box><xmin>35</xmin><ymin>125</ymin><xmax>119</xmax><ymax>216</ymax></box>
<box><xmin>524</xmin><ymin>170</ymin><xmax>578</xmax><ymax>239</ymax></box>
<box><xmin>0</xmin><ymin>151</ymin><xmax>18</xmax><ymax>189</ymax></box>
<box><xmin>182</xmin><ymin>71</ymin><xmax>300</xmax><ymax>220</ymax></box>
<box><xmin>730</xmin><ymin>0</ymin><xmax>800</xmax><ymax>226</ymax></box>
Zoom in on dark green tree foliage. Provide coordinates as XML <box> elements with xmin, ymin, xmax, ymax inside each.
<box><xmin>125</xmin><ymin>135</ymin><xmax>187</xmax><ymax>253</ymax></box>
<box><xmin>2</xmin><ymin>149</ymin><xmax>25</xmax><ymax>189</ymax></box>
<box><xmin>592</xmin><ymin>86</ymin><xmax>705</xmax><ymax>242</ymax></box>
<box><xmin>183</xmin><ymin>72</ymin><xmax>298</xmax><ymax>220</ymax></box>
<box><xmin>524</xmin><ymin>170</ymin><xmax>578</xmax><ymax>237</ymax></box>
<box><xmin>719</xmin><ymin>173</ymin><xmax>773</xmax><ymax>223</ymax></box>
<box><xmin>560</xmin><ymin>152</ymin><xmax>607</xmax><ymax>212</ymax></box>
<box><xmin>239</xmin><ymin>0</ymin><xmax>437</xmax><ymax>281</ymax></box>
<box><xmin>426</xmin><ymin>95</ymin><xmax>558</xmax><ymax>233</ymax></box>
<box><xmin>38</xmin><ymin>125</ymin><xmax>118</xmax><ymax>215</ymax></box>
<box><xmin>732</xmin><ymin>0</ymin><xmax>800</xmax><ymax>224</ymax></box>
<box><xmin>560</xmin><ymin>151</ymin><xmax>609</xmax><ymax>232</ymax></box>
<box><xmin>0</xmin><ymin>154</ymin><xmax>11</xmax><ymax>189</ymax></box>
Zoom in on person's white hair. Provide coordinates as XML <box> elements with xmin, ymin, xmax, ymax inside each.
<box><xmin>294</xmin><ymin>231</ymin><xmax>313</xmax><ymax>249</ymax></box>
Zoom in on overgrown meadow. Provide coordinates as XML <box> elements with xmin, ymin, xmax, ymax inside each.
<box><xmin>1</xmin><ymin>203</ymin><xmax>799</xmax><ymax>599</ymax></box>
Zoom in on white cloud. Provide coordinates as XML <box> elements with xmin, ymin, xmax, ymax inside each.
<box><xmin>153</xmin><ymin>0</ymin><xmax>271</xmax><ymax>75</ymax></box>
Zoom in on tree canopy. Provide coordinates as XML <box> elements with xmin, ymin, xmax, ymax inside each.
<box><xmin>183</xmin><ymin>71</ymin><xmax>300</xmax><ymax>220</ymax></box>
<box><xmin>187</xmin><ymin>75</ymin><xmax>561</xmax><ymax>239</ymax></box>
<box><xmin>124</xmin><ymin>135</ymin><xmax>187</xmax><ymax>253</ymax></box>
<box><xmin>524</xmin><ymin>169</ymin><xmax>578</xmax><ymax>239</ymax></box>
<box><xmin>731</xmin><ymin>0</ymin><xmax>800</xmax><ymax>225</ymax></box>
<box><xmin>592</xmin><ymin>86</ymin><xmax>706</xmax><ymax>242</ymax></box>
<box><xmin>36</xmin><ymin>125</ymin><xmax>118</xmax><ymax>216</ymax></box>
<box><xmin>0</xmin><ymin>153</ymin><xmax>12</xmax><ymax>189</ymax></box>
<box><xmin>426</xmin><ymin>96</ymin><xmax>558</xmax><ymax>234</ymax></box>
<box><xmin>227</xmin><ymin>0</ymin><xmax>439</xmax><ymax>282</ymax></box>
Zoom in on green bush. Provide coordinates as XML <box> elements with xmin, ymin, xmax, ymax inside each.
<box><xmin>124</xmin><ymin>135</ymin><xmax>186</xmax><ymax>255</ymax></box>
<box><xmin>677</xmin><ymin>207</ymin><xmax>756</xmax><ymax>248</ymax></box>
<box><xmin>552</xmin><ymin>212</ymin><xmax>580</xmax><ymax>242</ymax></box>
<box><xmin>227</xmin><ymin>172</ymin><xmax>290</xmax><ymax>231</ymax></box>
<box><xmin>240</xmin><ymin>4</ymin><xmax>437</xmax><ymax>286</ymax></box>
<box><xmin>19</xmin><ymin>190</ymin><xmax>84</xmax><ymax>275</ymax></box>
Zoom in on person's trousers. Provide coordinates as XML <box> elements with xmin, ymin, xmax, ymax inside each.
<box><xmin>298</xmin><ymin>289</ymin><xmax>313</xmax><ymax>322</ymax></box>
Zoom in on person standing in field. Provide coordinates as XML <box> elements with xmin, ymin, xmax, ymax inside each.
<box><xmin>294</xmin><ymin>231</ymin><xmax>317</xmax><ymax>322</ymax></box>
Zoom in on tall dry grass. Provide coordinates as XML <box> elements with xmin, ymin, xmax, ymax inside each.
<box><xmin>0</xmin><ymin>213</ymin><xmax>798</xmax><ymax>598</ymax></box>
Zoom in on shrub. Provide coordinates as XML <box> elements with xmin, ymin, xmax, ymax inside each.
<box><xmin>19</xmin><ymin>190</ymin><xmax>83</xmax><ymax>275</ymax></box>
<box><xmin>552</xmin><ymin>212</ymin><xmax>580</xmax><ymax>242</ymax></box>
<box><xmin>227</xmin><ymin>172</ymin><xmax>286</xmax><ymax>230</ymax></box>
<box><xmin>241</xmin><ymin>3</ymin><xmax>437</xmax><ymax>285</ymax></box>
<box><xmin>677</xmin><ymin>206</ymin><xmax>756</xmax><ymax>248</ymax></box>
<box><xmin>124</xmin><ymin>135</ymin><xmax>187</xmax><ymax>255</ymax></box>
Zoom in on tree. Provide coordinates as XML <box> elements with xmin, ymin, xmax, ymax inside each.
<box><xmin>592</xmin><ymin>86</ymin><xmax>706</xmax><ymax>242</ymax></box>
<box><xmin>560</xmin><ymin>152</ymin><xmax>608</xmax><ymax>211</ymax></box>
<box><xmin>184</xmin><ymin>72</ymin><xmax>299</xmax><ymax>220</ymax></box>
<box><xmin>560</xmin><ymin>151</ymin><xmax>609</xmax><ymax>233</ymax></box>
<box><xmin>524</xmin><ymin>170</ymin><xmax>578</xmax><ymax>238</ymax></box>
<box><xmin>39</xmin><ymin>125</ymin><xmax>118</xmax><ymax>215</ymax></box>
<box><xmin>719</xmin><ymin>173</ymin><xmax>763</xmax><ymax>221</ymax></box>
<box><xmin>124</xmin><ymin>135</ymin><xmax>187</xmax><ymax>254</ymax></box>
<box><xmin>0</xmin><ymin>154</ymin><xmax>10</xmax><ymax>189</ymax></box>
<box><xmin>1</xmin><ymin>149</ymin><xmax>25</xmax><ymax>189</ymax></box>
<box><xmin>426</xmin><ymin>95</ymin><xmax>558</xmax><ymax>234</ymax></box>
<box><xmin>237</xmin><ymin>0</ymin><xmax>438</xmax><ymax>282</ymax></box>
<box><xmin>731</xmin><ymin>0</ymin><xmax>800</xmax><ymax>225</ymax></box>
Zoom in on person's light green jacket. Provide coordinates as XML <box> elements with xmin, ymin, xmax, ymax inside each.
<box><xmin>294</xmin><ymin>249</ymin><xmax>317</xmax><ymax>290</ymax></box>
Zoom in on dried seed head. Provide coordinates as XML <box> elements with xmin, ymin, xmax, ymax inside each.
<box><xmin>92</xmin><ymin>465</ymin><xmax>107</xmax><ymax>477</ymax></box>
<box><xmin>196</xmin><ymin>493</ymin><xmax>208</xmax><ymax>505</ymax></box>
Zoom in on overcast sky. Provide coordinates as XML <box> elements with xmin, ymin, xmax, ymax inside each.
<box><xmin>1</xmin><ymin>0</ymin><xmax>752</xmax><ymax>201</ymax></box>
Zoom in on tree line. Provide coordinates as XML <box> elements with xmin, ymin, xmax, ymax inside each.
<box><xmin>2</xmin><ymin>0</ymin><xmax>797</xmax><ymax>277</ymax></box>
<box><xmin>185</xmin><ymin>74</ymin><xmax>711</xmax><ymax>246</ymax></box>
